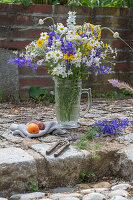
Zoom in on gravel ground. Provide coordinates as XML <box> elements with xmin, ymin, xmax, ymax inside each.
<box><xmin>0</xmin><ymin>98</ymin><xmax>133</xmax><ymax>200</ymax></box>
<box><xmin>0</xmin><ymin>98</ymin><xmax>132</xmax><ymax>147</ymax></box>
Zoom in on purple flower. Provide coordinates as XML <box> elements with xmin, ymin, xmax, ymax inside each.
<box><xmin>67</xmin><ymin>63</ymin><xmax>71</xmax><ymax>69</ymax></box>
<box><xmin>95</xmin><ymin>50</ymin><xmax>101</xmax><ymax>57</ymax></box>
<box><xmin>92</xmin><ymin>65</ymin><xmax>110</xmax><ymax>75</ymax></box>
<box><xmin>9</xmin><ymin>57</ymin><xmax>37</xmax><ymax>69</ymax></box>
<box><xmin>64</xmin><ymin>40</ymin><xmax>76</xmax><ymax>55</ymax></box>
<box><xmin>47</xmin><ymin>31</ymin><xmax>55</xmax><ymax>48</ymax></box>
<box><xmin>108</xmin><ymin>79</ymin><xmax>133</xmax><ymax>93</ymax></box>
<box><xmin>92</xmin><ymin>118</ymin><xmax>129</xmax><ymax>136</ymax></box>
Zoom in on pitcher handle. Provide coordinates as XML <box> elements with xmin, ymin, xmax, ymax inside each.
<box><xmin>80</xmin><ymin>88</ymin><xmax>92</xmax><ymax>117</ymax></box>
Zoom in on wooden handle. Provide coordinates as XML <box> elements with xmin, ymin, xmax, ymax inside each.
<box><xmin>46</xmin><ymin>142</ymin><xmax>60</xmax><ymax>155</ymax></box>
<box><xmin>54</xmin><ymin>143</ymin><xmax>70</xmax><ymax>157</ymax></box>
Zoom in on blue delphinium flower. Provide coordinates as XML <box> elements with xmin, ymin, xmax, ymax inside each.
<box><xmin>67</xmin><ymin>63</ymin><xmax>71</xmax><ymax>69</ymax></box>
<box><xmin>95</xmin><ymin>50</ymin><xmax>101</xmax><ymax>57</ymax></box>
<box><xmin>92</xmin><ymin>65</ymin><xmax>110</xmax><ymax>75</ymax></box>
<box><xmin>64</xmin><ymin>40</ymin><xmax>76</xmax><ymax>55</ymax></box>
<box><xmin>9</xmin><ymin>58</ymin><xmax>37</xmax><ymax>69</ymax></box>
<box><xmin>47</xmin><ymin>31</ymin><xmax>55</xmax><ymax>48</ymax></box>
<box><xmin>92</xmin><ymin>118</ymin><xmax>129</xmax><ymax>136</ymax></box>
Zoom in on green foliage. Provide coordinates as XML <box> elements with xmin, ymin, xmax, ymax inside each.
<box><xmin>0</xmin><ymin>0</ymin><xmax>32</xmax><ymax>7</ymax></box>
<box><xmin>91</xmin><ymin>153</ymin><xmax>101</xmax><ymax>160</ymax></box>
<box><xmin>79</xmin><ymin>171</ymin><xmax>95</xmax><ymax>182</ymax></box>
<box><xmin>0</xmin><ymin>90</ymin><xmax>2</xmax><ymax>103</ymax></box>
<box><xmin>14</xmin><ymin>0</ymin><xmax>31</xmax><ymax>8</ymax></box>
<box><xmin>29</xmin><ymin>181</ymin><xmax>39</xmax><ymax>192</ymax></box>
<box><xmin>92</xmin><ymin>89</ymin><xmax>132</xmax><ymax>99</ymax></box>
<box><xmin>76</xmin><ymin>128</ymin><xmax>103</xmax><ymax>160</ymax></box>
<box><xmin>76</xmin><ymin>128</ymin><xmax>97</xmax><ymax>150</ymax></box>
<box><xmin>68</xmin><ymin>0</ymin><xmax>133</xmax><ymax>7</ymax></box>
<box><xmin>29</xmin><ymin>86</ymin><xmax>45</xmax><ymax>99</ymax></box>
<box><xmin>0</xmin><ymin>0</ymin><xmax>132</xmax><ymax>7</ymax></box>
<box><xmin>29</xmin><ymin>86</ymin><xmax>55</xmax><ymax>104</ymax></box>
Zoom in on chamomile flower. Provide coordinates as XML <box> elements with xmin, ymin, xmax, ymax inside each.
<box><xmin>45</xmin><ymin>51</ymin><xmax>54</xmax><ymax>61</ymax></box>
<box><xmin>95</xmin><ymin>41</ymin><xmax>101</xmax><ymax>48</ymax></box>
<box><xmin>52</xmin><ymin>38</ymin><xmax>61</xmax><ymax>47</ymax></box>
<box><xmin>54</xmin><ymin>50</ymin><xmax>63</xmax><ymax>60</ymax></box>
<box><xmin>89</xmin><ymin>39</ymin><xmax>95</xmax><ymax>47</ymax></box>
<box><xmin>40</xmin><ymin>33</ymin><xmax>49</xmax><ymax>41</ymax></box>
<box><xmin>57</xmin><ymin>23</ymin><xmax>67</xmax><ymax>34</ymax></box>
<box><xmin>40</xmin><ymin>32</ymin><xmax>47</xmax><ymax>38</ymax></box>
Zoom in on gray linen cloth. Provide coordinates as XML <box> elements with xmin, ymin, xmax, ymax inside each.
<box><xmin>10</xmin><ymin>121</ymin><xmax>66</xmax><ymax>138</ymax></box>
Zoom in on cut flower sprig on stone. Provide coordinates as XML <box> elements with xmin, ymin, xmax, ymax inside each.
<box><xmin>9</xmin><ymin>11</ymin><xmax>117</xmax><ymax>79</ymax></box>
<box><xmin>108</xmin><ymin>79</ymin><xmax>133</xmax><ymax>94</ymax></box>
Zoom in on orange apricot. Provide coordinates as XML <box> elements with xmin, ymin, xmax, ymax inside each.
<box><xmin>27</xmin><ymin>123</ymin><xmax>39</xmax><ymax>134</ymax></box>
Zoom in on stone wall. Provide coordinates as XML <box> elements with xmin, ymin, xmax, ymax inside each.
<box><xmin>0</xmin><ymin>4</ymin><xmax>132</xmax><ymax>100</ymax></box>
<box><xmin>0</xmin><ymin>48</ymin><xmax>19</xmax><ymax>101</ymax></box>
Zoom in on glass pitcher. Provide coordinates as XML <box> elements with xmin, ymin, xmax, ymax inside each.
<box><xmin>54</xmin><ymin>77</ymin><xmax>92</xmax><ymax>129</ymax></box>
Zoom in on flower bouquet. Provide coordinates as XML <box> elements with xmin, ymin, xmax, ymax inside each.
<box><xmin>9</xmin><ymin>11</ymin><xmax>117</xmax><ymax>128</ymax></box>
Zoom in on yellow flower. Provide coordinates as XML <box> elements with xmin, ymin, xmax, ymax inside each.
<box><xmin>37</xmin><ymin>39</ymin><xmax>44</xmax><ymax>47</ymax></box>
<box><xmin>88</xmin><ymin>44</ymin><xmax>92</xmax><ymax>50</ymax></box>
<box><xmin>45</xmin><ymin>35</ymin><xmax>49</xmax><ymax>41</ymax></box>
<box><xmin>80</xmin><ymin>30</ymin><xmax>85</xmax><ymax>35</ymax></box>
<box><xmin>98</xmin><ymin>27</ymin><xmax>101</xmax><ymax>40</ymax></box>
<box><xmin>89</xmin><ymin>23</ymin><xmax>94</xmax><ymax>33</ymax></box>
<box><xmin>106</xmin><ymin>43</ymin><xmax>108</xmax><ymax>49</ymax></box>
<box><xmin>64</xmin><ymin>54</ymin><xmax>75</xmax><ymax>60</ymax></box>
<box><xmin>75</xmin><ymin>32</ymin><xmax>78</xmax><ymax>35</ymax></box>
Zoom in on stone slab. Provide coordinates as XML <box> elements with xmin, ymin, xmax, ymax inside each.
<box><xmin>0</xmin><ymin>49</ymin><xmax>19</xmax><ymax>101</ymax></box>
<box><xmin>31</xmin><ymin>143</ymin><xmax>91</xmax><ymax>187</ymax></box>
<box><xmin>0</xmin><ymin>147</ymin><xmax>38</xmax><ymax>197</ymax></box>
<box><xmin>112</xmin><ymin>144</ymin><xmax>133</xmax><ymax>182</ymax></box>
<box><xmin>118</xmin><ymin>134</ymin><xmax>133</xmax><ymax>143</ymax></box>
<box><xmin>10</xmin><ymin>192</ymin><xmax>46</xmax><ymax>200</ymax></box>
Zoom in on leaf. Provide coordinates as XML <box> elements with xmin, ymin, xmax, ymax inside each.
<box><xmin>20</xmin><ymin>0</ymin><xmax>31</xmax><ymax>8</ymax></box>
<box><xmin>86</xmin><ymin>171</ymin><xmax>95</xmax><ymax>177</ymax></box>
<box><xmin>29</xmin><ymin>86</ymin><xmax>45</xmax><ymax>99</ymax></box>
<box><xmin>79</xmin><ymin>172</ymin><xmax>85</xmax><ymax>180</ymax></box>
<box><xmin>52</xmin><ymin>0</ymin><xmax>60</xmax><ymax>5</ymax></box>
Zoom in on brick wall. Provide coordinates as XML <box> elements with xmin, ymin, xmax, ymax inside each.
<box><xmin>0</xmin><ymin>4</ymin><xmax>132</xmax><ymax>99</ymax></box>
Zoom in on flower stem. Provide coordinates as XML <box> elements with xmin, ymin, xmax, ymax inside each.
<box><xmin>101</xmin><ymin>27</ymin><xmax>133</xmax><ymax>51</ymax></box>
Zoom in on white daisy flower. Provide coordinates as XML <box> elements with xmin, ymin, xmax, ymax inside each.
<box><xmin>45</xmin><ymin>51</ymin><xmax>54</xmax><ymax>61</ymax></box>
<box><xmin>57</xmin><ymin>23</ymin><xmax>68</xmax><ymax>34</ymax></box>
<box><xmin>53</xmin><ymin>50</ymin><xmax>63</xmax><ymax>60</ymax></box>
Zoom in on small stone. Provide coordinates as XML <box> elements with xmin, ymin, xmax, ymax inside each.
<box><xmin>108</xmin><ymin>190</ymin><xmax>129</xmax><ymax>198</ymax></box>
<box><xmin>59</xmin><ymin>197</ymin><xmax>79</xmax><ymax>200</ymax></box>
<box><xmin>81</xmin><ymin>188</ymin><xmax>96</xmax><ymax>194</ymax></box>
<box><xmin>10</xmin><ymin>192</ymin><xmax>46</xmax><ymax>200</ymax></box>
<box><xmin>111</xmin><ymin>183</ymin><xmax>132</xmax><ymax>190</ymax></box>
<box><xmin>41</xmin><ymin>199</ymin><xmax>53</xmax><ymax>200</ymax></box>
<box><xmin>95</xmin><ymin>188</ymin><xmax>108</xmax><ymax>193</ymax></box>
<box><xmin>93</xmin><ymin>181</ymin><xmax>111</xmax><ymax>188</ymax></box>
<box><xmin>76</xmin><ymin>183</ymin><xmax>90</xmax><ymax>189</ymax></box>
<box><xmin>110</xmin><ymin>196</ymin><xmax>128</xmax><ymax>200</ymax></box>
<box><xmin>81</xmin><ymin>187</ymin><xmax>108</xmax><ymax>195</ymax></box>
<box><xmin>0</xmin><ymin>198</ymin><xmax>8</xmax><ymax>200</ymax></box>
<box><xmin>83</xmin><ymin>192</ymin><xmax>106</xmax><ymax>200</ymax></box>
<box><xmin>49</xmin><ymin>193</ymin><xmax>82</xmax><ymax>200</ymax></box>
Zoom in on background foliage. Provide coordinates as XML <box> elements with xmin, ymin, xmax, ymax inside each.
<box><xmin>0</xmin><ymin>0</ymin><xmax>133</xmax><ymax>8</ymax></box>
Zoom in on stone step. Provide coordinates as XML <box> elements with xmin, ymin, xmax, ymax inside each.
<box><xmin>0</xmin><ymin>143</ymin><xmax>133</xmax><ymax>197</ymax></box>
